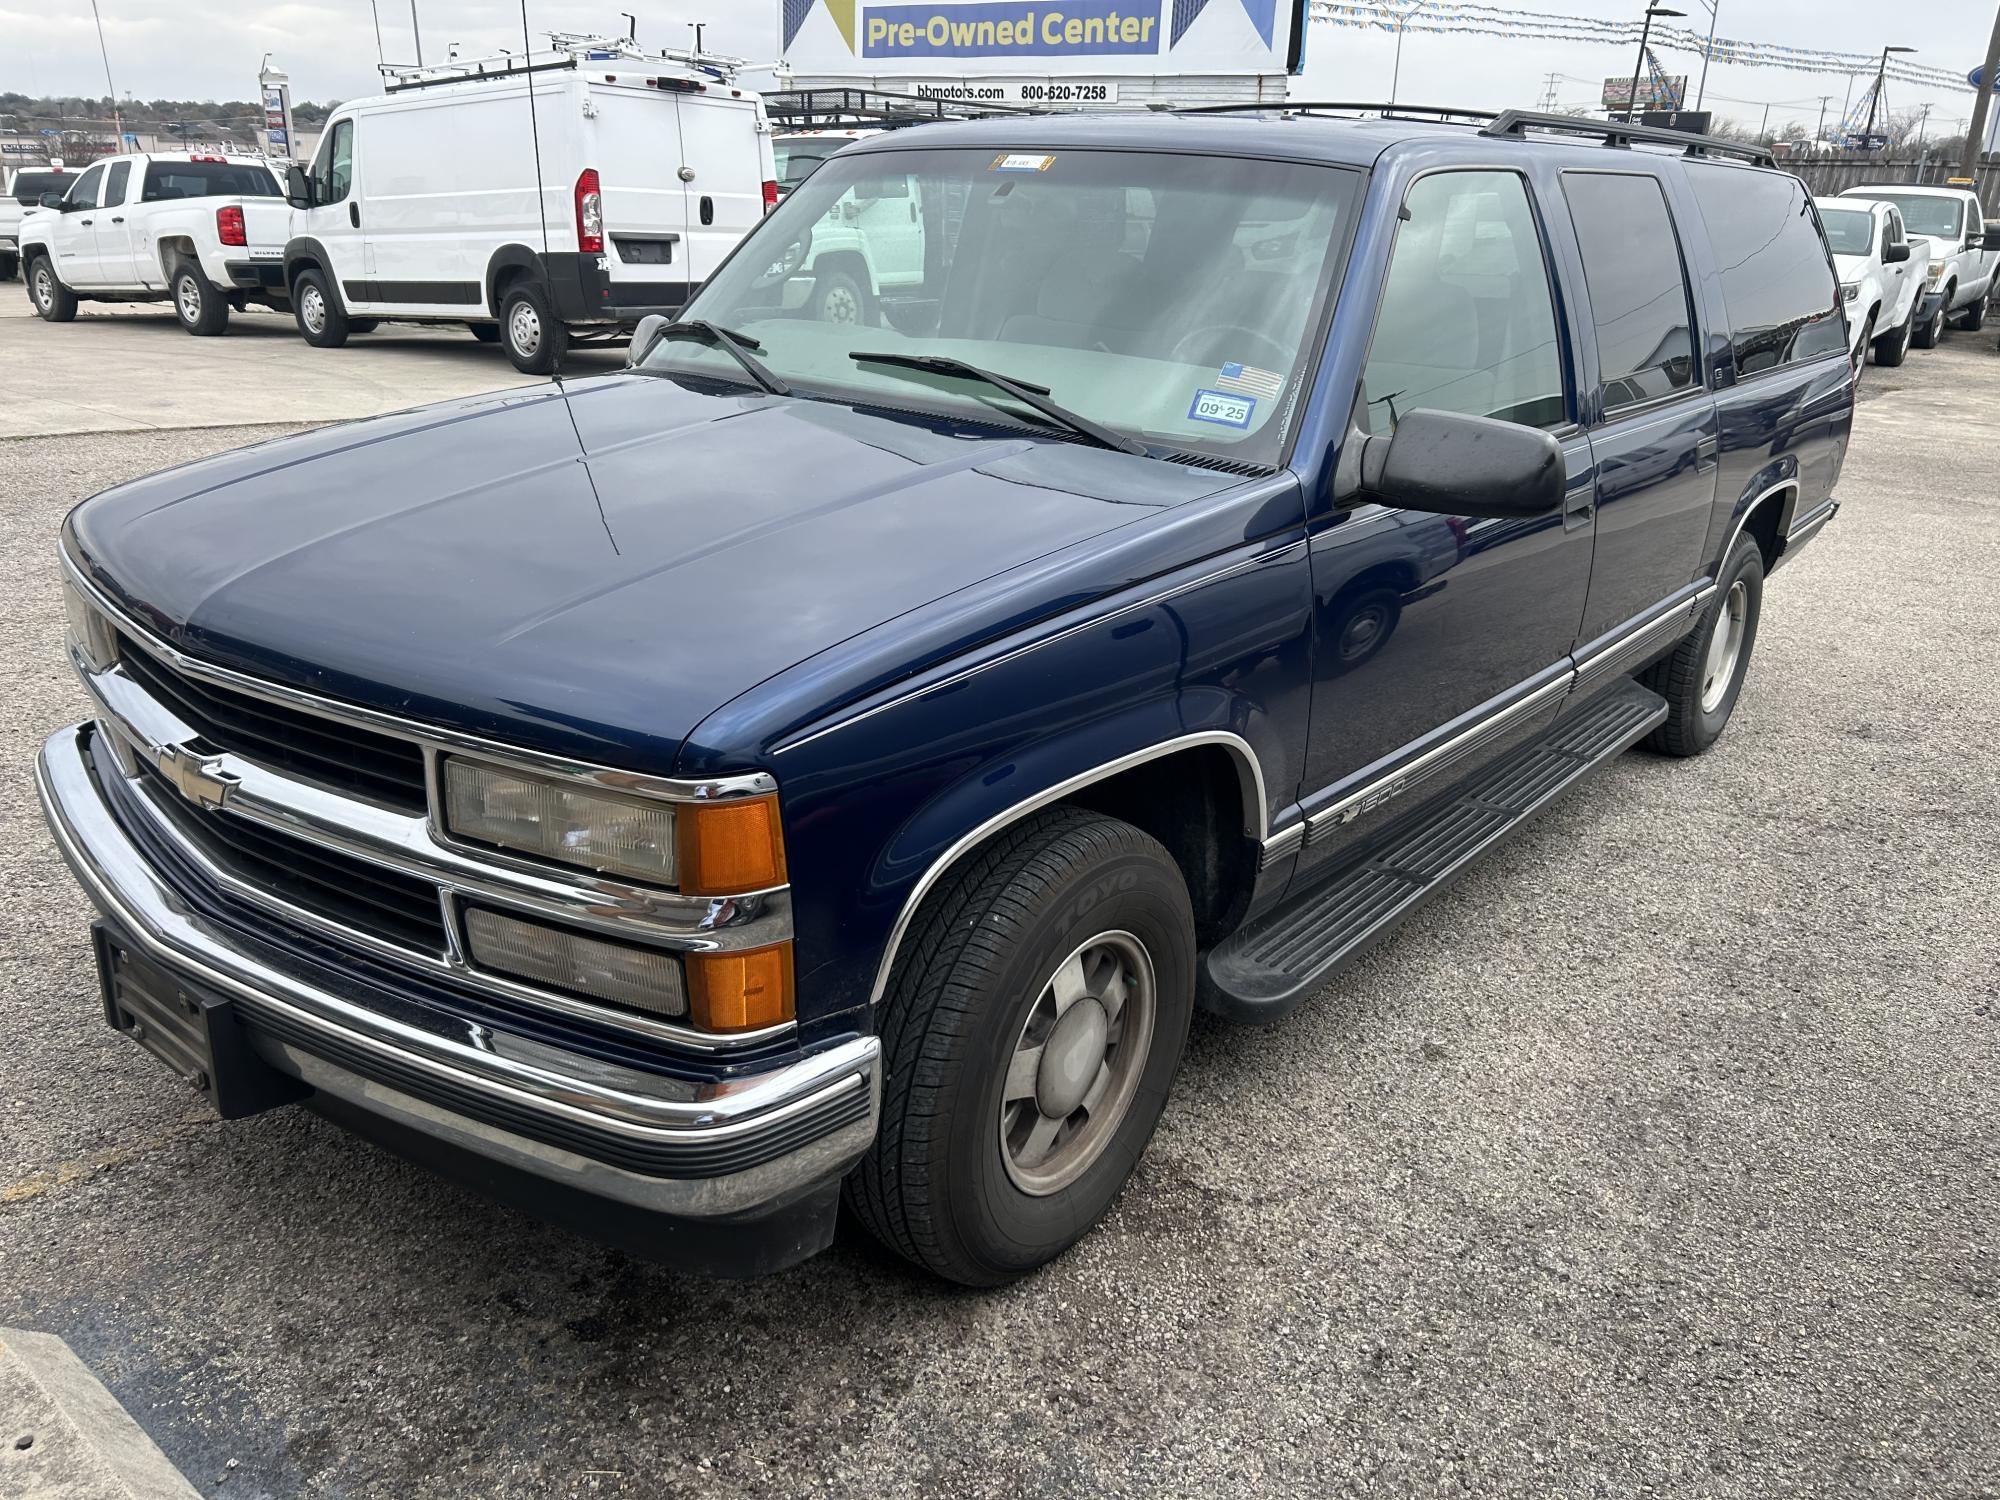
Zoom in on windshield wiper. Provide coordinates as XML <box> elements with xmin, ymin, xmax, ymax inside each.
<box><xmin>848</xmin><ymin>350</ymin><xmax>1147</xmax><ymax>456</ymax></box>
<box><xmin>651</xmin><ymin>320</ymin><xmax>790</xmax><ymax>396</ymax></box>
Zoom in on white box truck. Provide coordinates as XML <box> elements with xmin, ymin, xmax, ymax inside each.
<box><xmin>281</xmin><ymin>34</ymin><xmax>775</xmax><ymax>372</ymax></box>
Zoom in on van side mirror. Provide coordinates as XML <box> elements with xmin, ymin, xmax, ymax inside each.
<box><xmin>1351</xmin><ymin>410</ymin><xmax>1566</xmax><ymax>521</ymax></box>
<box><xmin>628</xmin><ymin>313</ymin><xmax>669</xmax><ymax>366</ymax></box>
<box><xmin>285</xmin><ymin>164</ymin><xmax>313</xmax><ymax>209</ymax></box>
<box><xmin>1884</xmin><ymin>241</ymin><xmax>1911</xmax><ymax>264</ymax></box>
<box><xmin>40</xmin><ymin>192</ymin><xmax>65</xmax><ymax>210</ymax></box>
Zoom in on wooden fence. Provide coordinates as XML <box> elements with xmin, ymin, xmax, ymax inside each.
<box><xmin>1787</xmin><ymin>155</ymin><xmax>2000</xmax><ymax>215</ymax></box>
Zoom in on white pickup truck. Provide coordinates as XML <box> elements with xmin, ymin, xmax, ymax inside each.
<box><xmin>1838</xmin><ymin>184</ymin><xmax>2000</xmax><ymax>348</ymax></box>
<box><xmin>19</xmin><ymin>152</ymin><xmax>291</xmax><ymax>335</ymax></box>
<box><xmin>1815</xmin><ymin>196</ymin><xmax>1930</xmax><ymax>371</ymax></box>
<box><xmin>4</xmin><ymin>166</ymin><xmax>83</xmax><ymax>281</ymax></box>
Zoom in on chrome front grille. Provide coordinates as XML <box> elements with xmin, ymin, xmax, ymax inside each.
<box><xmin>116</xmin><ymin>632</ymin><xmax>429</xmax><ymax>811</ymax></box>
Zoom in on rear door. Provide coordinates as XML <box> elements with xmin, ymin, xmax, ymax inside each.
<box><xmin>587</xmin><ymin>84</ymin><xmax>694</xmax><ymax>303</ymax></box>
<box><xmin>673</xmin><ymin>93</ymin><xmax>766</xmax><ymax>288</ymax></box>
<box><xmin>1557</xmin><ymin>168</ymin><xmax>1719</xmax><ymax>664</ymax></box>
<box><xmin>92</xmin><ymin>159</ymin><xmax>138</xmax><ymax>284</ymax></box>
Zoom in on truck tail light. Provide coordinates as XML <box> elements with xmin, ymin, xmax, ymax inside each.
<box><xmin>574</xmin><ymin>168</ymin><xmax>603</xmax><ymax>254</ymax></box>
<box><xmin>216</xmin><ymin>205</ymin><xmax>247</xmax><ymax>246</ymax></box>
<box><xmin>761</xmin><ymin>179</ymin><xmax>779</xmax><ymax>214</ymax></box>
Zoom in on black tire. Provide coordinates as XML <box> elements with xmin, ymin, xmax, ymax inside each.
<box><xmin>1914</xmin><ymin>289</ymin><xmax>1949</xmax><ymax>349</ymax></box>
<box><xmin>1871</xmin><ymin>303</ymin><xmax>1912</xmax><ymax>368</ymax></box>
<box><xmin>347</xmin><ymin>318</ymin><xmax>380</xmax><ymax>334</ymax></box>
<box><xmin>1851</xmin><ymin>311</ymin><xmax>1876</xmax><ymax>377</ymax></box>
<box><xmin>1640</xmin><ymin>533</ymin><xmax>1764</xmax><ymax>758</ymax></box>
<box><xmin>1958</xmin><ymin>295</ymin><xmax>1987</xmax><ymax>332</ymax></box>
<box><xmin>170</xmin><ymin>259</ymin><xmax>229</xmax><ymax>336</ymax></box>
<box><xmin>467</xmin><ymin>322</ymin><xmax>500</xmax><ymax>343</ymax></box>
<box><xmin>847</xmin><ymin>806</ymin><xmax>1196</xmax><ymax>1286</ymax></box>
<box><xmin>499</xmin><ymin>281</ymin><xmax>565</xmax><ymax>374</ymax></box>
<box><xmin>809</xmin><ymin>267</ymin><xmax>868</xmax><ymax>327</ymax></box>
<box><xmin>0</xmin><ymin>251</ymin><xmax>17</xmax><ymax>281</ymax></box>
<box><xmin>292</xmin><ymin>267</ymin><xmax>349</xmax><ymax>348</ymax></box>
<box><xmin>27</xmin><ymin>254</ymin><xmax>77</xmax><ymax>322</ymax></box>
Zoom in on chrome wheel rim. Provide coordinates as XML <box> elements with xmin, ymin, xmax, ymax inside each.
<box><xmin>820</xmin><ymin>283</ymin><xmax>859</xmax><ymax>325</ymax></box>
<box><xmin>509</xmin><ymin>300</ymin><xmax>541</xmax><ymax>356</ymax></box>
<box><xmin>1700</xmin><ymin>579</ymin><xmax>1748</xmax><ymax>714</ymax></box>
<box><xmin>32</xmin><ymin>264</ymin><xmax>53</xmax><ymax>310</ymax></box>
<box><xmin>300</xmin><ymin>284</ymin><xmax>325</xmax><ymax>335</ymax></box>
<box><xmin>999</xmin><ymin>930</ymin><xmax>1156</xmax><ymax>1196</ymax></box>
<box><xmin>176</xmin><ymin>275</ymin><xmax>201</xmax><ymax>324</ymax></box>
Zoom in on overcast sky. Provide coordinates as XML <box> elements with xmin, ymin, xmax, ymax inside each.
<box><xmin>2</xmin><ymin>1</ymin><xmax>1989</xmax><ymax>140</ymax></box>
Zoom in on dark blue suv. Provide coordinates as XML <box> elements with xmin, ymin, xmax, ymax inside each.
<box><xmin>39</xmin><ymin>107</ymin><xmax>1851</xmax><ymax>1285</ymax></box>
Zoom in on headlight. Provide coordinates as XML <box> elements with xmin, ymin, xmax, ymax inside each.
<box><xmin>444</xmin><ymin>757</ymin><xmax>678</xmax><ymax>885</ymax></box>
<box><xmin>1840</xmin><ymin>282</ymin><xmax>1859</xmax><ymax>303</ymax></box>
<box><xmin>62</xmin><ymin>575</ymin><xmax>116</xmax><ymax>673</ymax></box>
<box><xmin>1928</xmin><ymin>259</ymin><xmax>1948</xmax><ymax>283</ymax></box>
<box><xmin>464</xmin><ymin>906</ymin><xmax>687</xmax><ymax>1018</ymax></box>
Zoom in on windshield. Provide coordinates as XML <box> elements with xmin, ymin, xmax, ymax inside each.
<box><xmin>648</xmin><ymin>147</ymin><xmax>1360</xmax><ymax>464</ymax></box>
<box><xmin>10</xmin><ymin>171</ymin><xmax>72</xmax><ymax>205</ymax></box>
<box><xmin>1849</xmin><ymin>192</ymin><xmax>1962</xmax><ymax>240</ymax></box>
<box><xmin>772</xmin><ymin>135</ymin><xmax>849</xmax><ymax>194</ymax></box>
<box><xmin>1818</xmin><ymin>208</ymin><xmax>1874</xmax><ymax>257</ymax></box>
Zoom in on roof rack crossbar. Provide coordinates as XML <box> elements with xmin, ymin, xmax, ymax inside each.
<box><xmin>1178</xmin><ymin>101</ymin><xmax>1499</xmax><ymax>126</ymax></box>
<box><xmin>763</xmin><ymin>87</ymin><xmax>1043</xmax><ymax>130</ymax></box>
<box><xmin>1480</xmin><ymin>109</ymin><xmax>1776</xmax><ymax>167</ymax></box>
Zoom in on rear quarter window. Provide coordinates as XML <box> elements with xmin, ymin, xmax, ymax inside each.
<box><xmin>1688</xmin><ymin>165</ymin><xmax>1845</xmax><ymax>378</ymax></box>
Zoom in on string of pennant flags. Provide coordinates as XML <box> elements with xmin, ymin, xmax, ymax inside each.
<box><xmin>1308</xmin><ymin>0</ymin><xmax>1972</xmax><ymax>91</ymax></box>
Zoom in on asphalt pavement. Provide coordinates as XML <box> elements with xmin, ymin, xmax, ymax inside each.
<box><xmin>0</xmin><ymin>328</ymin><xmax>1995</xmax><ymax>1498</ymax></box>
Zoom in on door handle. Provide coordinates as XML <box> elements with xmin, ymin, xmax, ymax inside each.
<box><xmin>699</xmin><ymin>196</ymin><xmax>714</xmax><ymax>226</ymax></box>
<box><xmin>348</xmin><ymin>202</ymin><xmax>360</xmax><ymax>228</ymax></box>
<box><xmin>1694</xmin><ymin>435</ymin><xmax>1720</xmax><ymax>473</ymax></box>
<box><xmin>79</xmin><ymin>218</ymin><xmax>93</xmax><ymax>227</ymax></box>
<box><xmin>111</xmin><ymin>215</ymin><xmax>124</xmax><ymax>224</ymax></box>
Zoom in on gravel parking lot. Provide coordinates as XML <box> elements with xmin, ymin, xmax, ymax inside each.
<box><xmin>2</xmin><ymin>333</ymin><xmax>1996</xmax><ymax>1498</ymax></box>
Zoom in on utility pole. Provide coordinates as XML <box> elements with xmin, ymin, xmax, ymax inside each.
<box><xmin>1389</xmin><ymin>1</ymin><xmax>1432</xmax><ymax>107</ymax></box>
<box><xmin>1759</xmin><ymin>101</ymin><xmax>1771</xmax><ymax>144</ymax></box>
<box><xmin>1814</xmin><ymin>94</ymin><xmax>1831</xmax><ymax>147</ymax></box>
<box><xmin>1693</xmin><ymin>0</ymin><xmax>1719</xmax><ymax>111</ymax></box>
<box><xmin>1963</xmin><ymin>4</ymin><xmax>2000</xmax><ymax>182</ymax></box>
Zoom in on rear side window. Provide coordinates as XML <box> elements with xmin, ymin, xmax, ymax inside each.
<box><xmin>1689</xmin><ymin>166</ymin><xmax>1845</xmax><ymax>378</ymax></box>
<box><xmin>140</xmin><ymin>161</ymin><xmax>281</xmax><ymax>202</ymax></box>
<box><xmin>1561</xmin><ymin>172</ymin><xmax>1697</xmax><ymax>414</ymax></box>
<box><xmin>1361</xmin><ymin>170</ymin><xmax>1568</xmax><ymax>435</ymax></box>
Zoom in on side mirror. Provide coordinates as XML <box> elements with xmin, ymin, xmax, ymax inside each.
<box><xmin>628</xmin><ymin>312</ymin><xmax>669</xmax><ymax>366</ymax></box>
<box><xmin>1884</xmin><ymin>241</ymin><xmax>1911</xmax><ymax>264</ymax></box>
<box><xmin>39</xmin><ymin>192</ymin><xmax>65</xmax><ymax>210</ymax></box>
<box><xmin>1353</xmin><ymin>410</ymin><xmax>1565</xmax><ymax>521</ymax></box>
<box><xmin>284</xmin><ymin>164</ymin><xmax>313</xmax><ymax>209</ymax></box>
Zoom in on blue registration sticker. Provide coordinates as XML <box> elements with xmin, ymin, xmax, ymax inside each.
<box><xmin>1187</xmin><ymin>388</ymin><xmax>1256</xmax><ymax>429</ymax></box>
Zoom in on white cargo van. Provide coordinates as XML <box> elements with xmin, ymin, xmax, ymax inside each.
<box><xmin>281</xmin><ymin>35</ymin><xmax>774</xmax><ymax>373</ymax></box>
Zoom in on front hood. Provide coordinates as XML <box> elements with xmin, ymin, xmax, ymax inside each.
<box><xmin>1831</xmin><ymin>254</ymin><xmax>1868</xmax><ymax>282</ymax></box>
<box><xmin>69</xmin><ymin>375</ymin><xmax>1233</xmax><ymax>771</ymax></box>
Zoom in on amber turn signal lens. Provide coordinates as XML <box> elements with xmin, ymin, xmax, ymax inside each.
<box><xmin>686</xmin><ymin>943</ymin><xmax>795</xmax><ymax>1032</ymax></box>
<box><xmin>677</xmin><ymin>795</ymin><xmax>787</xmax><ymax>896</ymax></box>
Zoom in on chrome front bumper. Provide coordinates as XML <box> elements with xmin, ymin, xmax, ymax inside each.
<box><xmin>36</xmin><ymin>721</ymin><xmax>881</xmax><ymax>1226</ymax></box>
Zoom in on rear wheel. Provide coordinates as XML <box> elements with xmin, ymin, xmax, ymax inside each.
<box><xmin>846</xmin><ymin>806</ymin><xmax>1196</xmax><ymax>1286</ymax></box>
<box><xmin>499</xmin><ymin>281</ymin><xmax>565</xmax><ymax>374</ymax></box>
<box><xmin>292</xmin><ymin>268</ymin><xmax>349</xmax><ymax>348</ymax></box>
<box><xmin>1641</xmin><ymin>533</ymin><xmax>1764</xmax><ymax>758</ymax></box>
<box><xmin>27</xmin><ymin>255</ymin><xmax>76</xmax><ymax>321</ymax></box>
<box><xmin>1958</xmin><ymin>295</ymin><xmax>1987</xmax><ymax>332</ymax></box>
<box><xmin>171</xmin><ymin>260</ymin><xmax>229</xmax><ymax>336</ymax></box>
<box><xmin>809</xmin><ymin>267</ymin><xmax>867</xmax><ymax>327</ymax></box>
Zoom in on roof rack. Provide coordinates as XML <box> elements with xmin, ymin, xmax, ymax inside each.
<box><xmin>763</xmin><ymin>87</ymin><xmax>1042</xmax><ymax>131</ymax></box>
<box><xmin>1480</xmin><ymin>109</ymin><xmax>1776</xmax><ymax>167</ymax></box>
<box><xmin>1176</xmin><ymin>101</ymin><xmax>1499</xmax><ymax>127</ymax></box>
<box><xmin>382</xmin><ymin>33</ymin><xmax>746</xmax><ymax>95</ymax></box>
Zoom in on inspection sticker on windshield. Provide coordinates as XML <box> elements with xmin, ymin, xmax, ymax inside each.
<box><xmin>1215</xmin><ymin>361</ymin><xmax>1283</xmax><ymax>399</ymax></box>
<box><xmin>1188</xmin><ymin>389</ymin><xmax>1257</xmax><ymax>429</ymax></box>
<box><xmin>990</xmin><ymin>153</ymin><xmax>1056</xmax><ymax>172</ymax></box>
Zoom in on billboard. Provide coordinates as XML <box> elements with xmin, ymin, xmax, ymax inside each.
<box><xmin>1602</xmin><ymin>74</ymin><xmax>1687</xmax><ymax>111</ymax></box>
<box><xmin>780</xmin><ymin>0</ymin><xmax>1304</xmax><ymax>81</ymax></box>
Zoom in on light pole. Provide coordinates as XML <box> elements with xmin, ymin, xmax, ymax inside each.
<box><xmin>1965</xmin><ymin>5</ymin><xmax>2000</xmax><ymax>182</ymax></box>
<box><xmin>410</xmin><ymin>1</ymin><xmax>424</xmax><ymax>66</ymax></box>
<box><xmin>1389</xmin><ymin>1</ymin><xmax>1433</xmax><ymax>107</ymax></box>
<box><xmin>1861</xmin><ymin>44</ymin><xmax>1913</xmax><ymax>149</ymax></box>
<box><xmin>1626</xmin><ymin>6</ymin><xmax>1685</xmax><ymax>124</ymax></box>
<box><xmin>1692</xmin><ymin>0</ymin><xmax>1718</xmax><ymax>111</ymax></box>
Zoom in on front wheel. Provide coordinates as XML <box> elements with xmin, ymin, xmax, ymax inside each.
<box><xmin>1914</xmin><ymin>290</ymin><xmax>1949</xmax><ymax>349</ymax></box>
<box><xmin>1640</xmin><ymin>532</ymin><xmax>1764</xmax><ymax>758</ymax></box>
<box><xmin>846</xmin><ymin>806</ymin><xmax>1196</xmax><ymax>1286</ymax></box>
<box><xmin>1851</xmin><ymin>312</ymin><xmax>1876</xmax><ymax>378</ymax></box>
<box><xmin>27</xmin><ymin>256</ymin><xmax>77</xmax><ymax>321</ymax></box>
<box><xmin>292</xmin><ymin>268</ymin><xmax>349</xmax><ymax>348</ymax></box>
<box><xmin>1872</xmin><ymin>302</ymin><xmax>1912</xmax><ymax>368</ymax></box>
<box><xmin>499</xmin><ymin>282</ymin><xmax>565</xmax><ymax>374</ymax></box>
<box><xmin>808</xmin><ymin>267</ymin><xmax>868</xmax><ymax>327</ymax></box>
<box><xmin>171</xmin><ymin>261</ymin><xmax>229</xmax><ymax>336</ymax></box>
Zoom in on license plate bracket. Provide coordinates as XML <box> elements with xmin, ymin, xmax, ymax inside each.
<box><xmin>92</xmin><ymin>922</ymin><xmax>308</xmax><ymax>1120</ymax></box>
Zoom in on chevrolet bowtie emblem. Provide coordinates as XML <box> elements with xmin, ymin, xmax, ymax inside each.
<box><xmin>152</xmin><ymin>741</ymin><xmax>240</xmax><ymax>812</ymax></box>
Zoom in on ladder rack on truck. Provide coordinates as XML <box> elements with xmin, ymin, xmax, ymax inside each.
<box><xmin>382</xmin><ymin>33</ymin><xmax>750</xmax><ymax>94</ymax></box>
<box><xmin>763</xmin><ymin>87</ymin><xmax>1042</xmax><ymax>131</ymax></box>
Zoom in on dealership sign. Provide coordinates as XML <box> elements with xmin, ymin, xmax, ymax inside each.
<box><xmin>780</xmin><ymin>0</ymin><xmax>1302</xmax><ymax>76</ymax></box>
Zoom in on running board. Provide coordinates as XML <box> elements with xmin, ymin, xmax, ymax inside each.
<box><xmin>1203</xmin><ymin>677</ymin><xmax>1668</xmax><ymax>1022</ymax></box>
